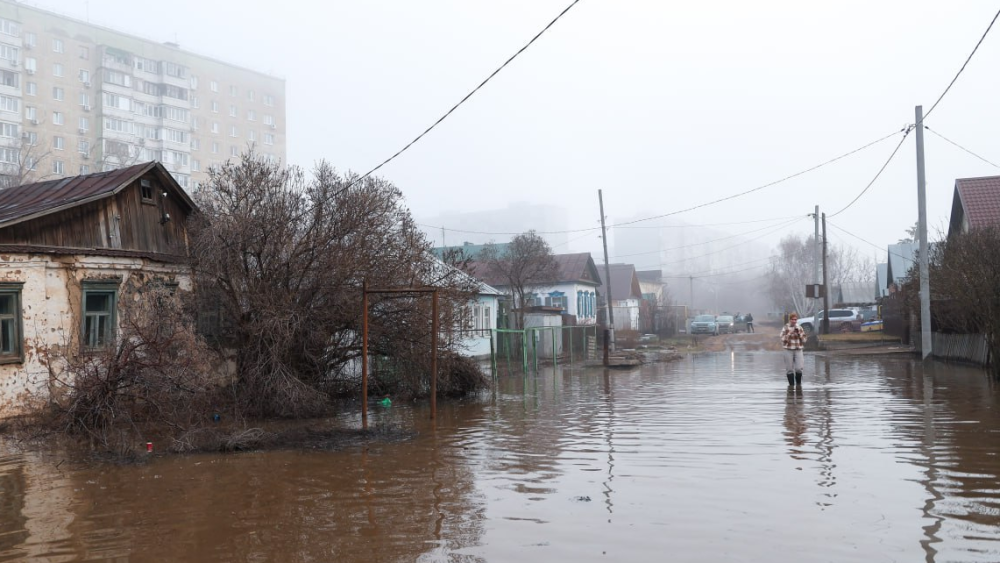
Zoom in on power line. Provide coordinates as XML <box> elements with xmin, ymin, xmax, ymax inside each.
<box><xmin>922</xmin><ymin>6</ymin><xmax>1000</xmax><ymax>122</ymax></box>
<box><xmin>610</xmin><ymin>216</ymin><xmax>806</xmax><ymax>260</ymax></box>
<box><xmin>612</xmin><ymin>214</ymin><xmax>803</xmax><ymax>230</ymax></box>
<box><xmin>338</xmin><ymin>0</ymin><xmax>583</xmax><ymax>196</ymax></box>
<box><xmin>925</xmin><ymin>126</ymin><xmax>1000</xmax><ymax>168</ymax></box>
<box><xmin>660</xmin><ymin>256</ymin><xmax>773</xmax><ymax>278</ymax></box>
<box><xmin>825</xmin><ymin>220</ymin><xmax>920</xmax><ymax>263</ymax></box>
<box><xmin>609</xmin><ymin>129</ymin><xmax>907</xmax><ymax>228</ymax></box>
<box><xmin>419</xmin><ymin>223</ymin><xmax>600</xmax><ymax>236</ymax></box>
<box><xmin>828</xmin><ymin>128</ymin><xmax>912</xmax><ymax>218</ymax></box>
<box><xmin>632</xmin><ymin>216</ymin><xmax>806</xmax><ymax>270</ymax></box>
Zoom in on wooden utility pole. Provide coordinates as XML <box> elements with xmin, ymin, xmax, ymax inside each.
<box><xmin>915</xmin><ymin>106</ymin><xmax>932</xmax><ymax>359</ymax></box>
<box><xmin>598</xmin><ymin>189</ymin><xmax>615</xmax><ymax>351</ymax></box>
<box><xmin>822</xmin><ymin>213</ymin><xmax>830</xmax><ymax>335</ymax></box>
<box><xmin>361</xmin><ymin>280</ymin><xmax>369</xmax><ymax>428</ymax></box>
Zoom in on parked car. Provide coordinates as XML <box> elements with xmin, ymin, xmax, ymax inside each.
<box><xmin>690</xmin><ymin>314</ymin><xmax>719</xmax><ymax>335</ymax></box>
<box><xmin>715</xmin><ymin>315</ymin><xmax>735</xmax><ymax>334</ymax></box>
<box><xmin>798</xmin><ymin>309</ymin><xmax>861</xmax><ymax>333</ymax></box>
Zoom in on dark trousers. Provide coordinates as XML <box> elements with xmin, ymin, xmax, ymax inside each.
<box><xmin>746</xmin><ymin>322</ymin><xmax>754</xmax><ymax>333</ymax></box>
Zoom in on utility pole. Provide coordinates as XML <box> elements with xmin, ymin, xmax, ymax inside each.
<box><xmin>915</xmin><ymin>106</ymin><xmax>932</xmax><ymax>359</ymax></box>
<box><xmin>689</xmin><ymin>275</ymin><xmax>694</xmax><ymax>311</ymax></box>
<box><xmin>598</xmin><ymin>190</ymin><xmax>615</xmax><ymax>351</ymax></box>
<box><xmin>813</xmin><ymin>205</ymin><xmax>820</xmax><ymax>314</ymax></box>
<box><xmin>822</xmin><ymin>213</ymin><xmax>830</xmax><ymax>335</ymax></box>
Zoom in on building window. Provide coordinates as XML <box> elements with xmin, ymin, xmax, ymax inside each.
<box><xmin>0</xmin><ymin>19</ymin><xmax>18</xmax><ymax>38</ymax></box>
<box><xmin>263</xmin><ymin>114</ymin><xmax>274</xmax><ymax>126</ymax></box>
<box><xmin>211</xmin><ymin>121</ymin><xmax>219</xmax><ymax>134</ymax></box>
<box><xmin>78</xmin><ymin>139</ymin><xmax>89</xmax><ymax>154</ymax></box>
<box><xmin>53</xmin><ymin>159</ymin><xmax>64</xmax><ymax>174</ymax></box>
<box><xmin>24</xmin><ymin>32</ymin><xmax>35</xmax><ymax>47</ymax></box>
<box><xmin>248</xmin><ymin>130</ymin><xmax>256</xmax><ymax>142</ymax></box>
<box><xmin>0</xmin><ymin>284</ymin><xmax>23</xmax><ymax>363</ymax></box>
<box><xmin>247</xmin><ymin>109</ymin><xmax>255</xmax><ymax>121</ymax></box>
<box><xmin>82</xmin><ymin>283</ymin><xmax>117</xmax><ymax>349</ymax></box>
<box><xmin>263</xmin><ymin>94</ymin><xmax>274</xmax><ymax>107</ymax></box>
<box><xmin>192</xmin><ymin>158</ymin><xmax>200</xmax><ymax>172</ymax></box>
<box><xmin>25</xmin><ymin>82</ymin><xmax>36</xmax><ymax>96</ymax></box>
<box><xmin>0</xmin><ymin>95</ymin><xmax>20</xmax><ymax>113</ymax></box>
<box><xmin>190</xmin><ymin>75</ymin><xmax>198</xmax><ymax>89</ymax></box>
<box><xmin>229</xmin><ymin>104</ymin><xmax>237</xmax><ymax>117</ymax></box>
<box><xmin>24</xmin><ymin>57</ymin><xmax>35</xmax><ymax>73</ymax></box>
<box><xmin>211</xmin><ymin>141</ymin><xmax>219</xmax><ymax>154</ymax></box>
<box><xmin>79</xmin><ymin>69</ymin><xmax>90</xmax><ymax>83</ymax></box>
<box><xmin>230</xmin><ymin>145</ymin><xmax>238</xmax><ymax>157</ymax></box>
<box><xmin>24</xmin><ymin>106</ymin><xmax>36</xmax><ymax>120</ymax></box>
<box><xmin>79</xmin><ymin>46</ymin><xmax>89</xmax><ymax>60</ymax></box>
<box><xmin>80</xmin><ymin>164</ymin><xmax>90</xmax><ymax>174</ymax></box>
<box><xmin>23</xmin><ymin>131</ymin><xmax>36</xmax><ymax>146</ymax></box>
<box><xmin>79</xmin><ymin>92</ymin><xmax>90</xmax><ymax>107</ymax></box>
<box><xmin>79</xmin><ymin>116</ymin><xmax>89</xmax><ymax>131</ymax></box>
<box><xmin>191</xmin><ymin>95</ymin><xmax>199</xmax><ymax>109</ymax></box>
<box><xmin>0</xmin><ymin>122</ymin><xmax>16</xmax><ymax>138</ymax></box>
<box><xmin>53</xmin><ymin>63</ymin><xmax>63</xmax><ymax>77</ymax></box>
<box><xmin>229</xmin><ymin>125</ymin><xmax>237</xmax><ymax>137</ymax></box>
<box><xmin>53</xmin><ymin>112</ymin><xmax>64</xmax><ymax>125</ymax></box>
<box><xmin>211</xmin><ymin>100</ymin><xmax>218</xmax><ymax>113</ymax></box>
<box><xmin>191</xmin><ymin>138</ymin><xmax>200</xmax><ymax>150</ymax></box>
<box><xmin>52</xmin><ymin>86</ymin><xmax>64</xmax><ymax>101</ymax></box>
<box><xmin>140</xmin><ymin>178</ymin><xmax>154</xmax><ymax>202</ymax></box>
<box><xmin>52</xmin><ymin>39</ymin><xmax>63</xmax><ymax>53</ymax></box>
<box><xmin>0</xmin><ymin>69</ymin><xmax>18</xmax><ymax>88</ymax></box>
<box><xmin>229</xmin><ymin>85</ymin><xmax>237</xmax><ymax>97</ymax></box>
<box><xmin>0</xmin><ymin>147</ymin><xmax>17</xmax><ymax>164</ymax></box>
<box><xmin>263</xmin><ymin>133</ymin><xmax>274</xmax><ymax>145</ymax></box>
<box><xmin>53</xmin><ymin>136</ymin><xmax>64</xmax><ymax>150</ymax></box>
<box><xmin>210</xmin><ymin>80</ymin><xmax>218</xmax><ymax>93</ymax></box>
<box><xmin>247</xmin><ymin>90</ymin><xmax>255</xmax><ymax>102</ymax></box>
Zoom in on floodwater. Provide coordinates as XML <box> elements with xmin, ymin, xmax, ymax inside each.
<box><xmin>2</xmin><ymin>350</ymin><xmax>1000</xmax><ymax>562</ymax></box>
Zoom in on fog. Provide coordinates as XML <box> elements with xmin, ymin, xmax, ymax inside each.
<box><xmin>38</xmin><ymin>0</ymin><xmax>1000</xmax><ymax>306</ymax></box>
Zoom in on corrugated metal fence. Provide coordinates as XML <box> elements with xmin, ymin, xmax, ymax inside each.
<box><xmin>918</xmin><ymin>332</ymin><xmax>992</xmax><ymax>366</ymax></box>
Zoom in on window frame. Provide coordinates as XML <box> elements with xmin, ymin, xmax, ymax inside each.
<box><xmin>81</xmin><ymin>282</ymin><xmax>118</xmax><ymax>350</ymax></box>
<box><xmin>140</xmin><ymin>178</ymin><xmax>155</xmax><ymax>204</ymax></box>
<box><xmin>0</xmin><ymin>282</ymin><xmax>24</xmax><ymax>364</ymax></box>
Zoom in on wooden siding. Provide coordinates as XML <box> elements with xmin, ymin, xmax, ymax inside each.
<box><xmin>0</xmin><ymin>174</ymin><xmax>190</xmax><ymax>257</ymax></box>
<box><xmin>919</xmin><ymin>332</ymin><xmax>992</xmax><ymax>367</ymax></box>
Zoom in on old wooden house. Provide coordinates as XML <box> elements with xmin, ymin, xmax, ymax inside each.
<box><xmin>0</xmin><ymin>162</ymin><xmax>196</xmax><ymax>413</ymax></box>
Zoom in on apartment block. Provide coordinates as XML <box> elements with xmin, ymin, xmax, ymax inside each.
<box><xmin>0</xmin><ymin>0</ymin><xmax>286</xmax><ymax>191</ymax></box>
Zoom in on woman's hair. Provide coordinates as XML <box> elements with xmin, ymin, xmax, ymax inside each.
<box><xmin>789</xmin><ymin>313</ymin><xmax>798</xmax><ymax>319</ymax></box>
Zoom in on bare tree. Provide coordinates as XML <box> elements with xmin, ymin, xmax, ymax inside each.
<box><xmin>0</xmin><ymin>132</ymin><xmax>56</xmax><ymax>188</ymax></box>
<box><xmin>766</xmin><ymin>234</ymin><xmax>816</xmax><ymax>316</ymax></box>
<box><xmin>190</xmin><ymin>152</ymin><xmax>483</xmax><ymax>416</ymax></box>
<box><xmin>478</xmin><ymin>231</ymin><xmax>558</xmax><ymax>329</ymax></box>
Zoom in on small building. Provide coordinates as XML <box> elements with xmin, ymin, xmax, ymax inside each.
<box><xmin>0</xmin><ymin>162</ymin><xmax>196</xmax><ymax>413</ymax></box>
<box><xmin>432</xmin><ymin>257</ymin><xmax>501</xmax><ymax>360</ymax></box>
<box><xmin>597</xmin><ymin>263</ymin><xmax>644</xmax><ymax>332</ymax></box>
<box><xmin>885</xmin><ymin>242</ymin><xmax>916</xmax><ymax>294</ymax></box>
<box><xmin>948</xmin><ymin>175</ymin><xmax>1000</xmax><ymax>237</ymax></box>
<box><xmin>466</xmin><ymin>252</ymin><xmax>602</xmax><ymax>327</ymax></box>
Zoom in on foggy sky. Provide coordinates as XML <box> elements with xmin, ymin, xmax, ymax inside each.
<box><xmin>37</xmin><ymin>0</ymin><xmax>1000</xmax><ymax>264</ymax></box>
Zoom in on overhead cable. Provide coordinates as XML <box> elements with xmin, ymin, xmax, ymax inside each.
<box><xmin>925</xmin><ymin>126</ymin><xmax>1000</xmax><ymax>168</ymax></box>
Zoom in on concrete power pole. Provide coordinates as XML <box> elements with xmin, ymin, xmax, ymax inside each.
<box><xmin>822</xmin><ymin>213</ymin><xmax>830</xmax><ymax>335</ymax></box>
<box><xmin>915</xmin><ymin>106</ymin><xmax>932</xmax><ymax>359</ymax></box>
<box><xmin>598</xmin><ymin>189</ymin><xmax>615</xmax><ymax>351</ymax></box>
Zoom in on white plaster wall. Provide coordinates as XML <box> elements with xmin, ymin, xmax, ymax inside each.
<box><xmin>0</xmin><ymin>253</ymin><xmax>192</xmax><ymax>415</ymax></box>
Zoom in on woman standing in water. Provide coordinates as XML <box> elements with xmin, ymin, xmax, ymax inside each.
<box><xmin>780</xmin><ymin>313</ymin><xmax>806</xmax><ymax>386</ymax></box>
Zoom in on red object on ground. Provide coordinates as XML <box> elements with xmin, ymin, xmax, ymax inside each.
<box><xmin>146</xmin><ymin>442</ymin><xmax>153</xmax><ymax>453</ymax></box>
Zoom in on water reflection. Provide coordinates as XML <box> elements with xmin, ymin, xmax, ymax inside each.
<box><xmin>0</xmin><ymin>353</ymin><xmax>999</xmax><ymax>562</ymax></box>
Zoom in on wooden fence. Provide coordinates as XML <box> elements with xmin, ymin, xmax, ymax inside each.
<box><xmin>917</xmin><ymin>332</ymin><xmax>992</xmax><ymax>366</ymax></box>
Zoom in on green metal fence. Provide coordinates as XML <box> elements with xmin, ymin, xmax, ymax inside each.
<box><xmin>490</xmin><ymin>325</ymin><xmax>599</xmax><ymax>377</ymax></box>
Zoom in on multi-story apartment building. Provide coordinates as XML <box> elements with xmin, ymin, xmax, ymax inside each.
<box><xmin>0</xmin><ymin>0</ymin><xmax>285</xmax><ymax>191</ymax></box>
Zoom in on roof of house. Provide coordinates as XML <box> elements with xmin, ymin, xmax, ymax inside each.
<box><xmin>886</xmin><ymin>243</ymin><xmax>916</xmax><ymax>287</ymax></box>
<box><xmin>635</xmin><ymin>270</ymin><xmax>663</xmax><ymax>283</ymax></box>
<box><xmin>597</xmin><ymin>263</ymin><xmax>642</xmax><ymax>302</ymax></box>
<box><xmin>429</xmin><ymin>255</ymin><xmax>501</xmax><ymax>296</ymax></box>
<box><xmin>835</xmin><ymin>282</ymin><xmax>875</xmax><ymax>305</ymax></box>
<box><xmin>949</xmin><ymin>175</ymin><xmax>1000</xmax><ymax>236</ymax></box>
<box><xmin>430</xmin><ymin>241</ymin><xmax>510</xmax><ymax>261</ymax></box>
<box><xmin>0</xmin><ymin>162</ymin><xmax>195</xmax><ymax>229</ymax></box>
<box><xmin>463</xmin><ymin>252</ymin><xmax>601</xmax><ymax>289</ymax></box>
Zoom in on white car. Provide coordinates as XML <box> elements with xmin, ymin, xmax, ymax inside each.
<box><xmin>798</xmin><ymin>309</ymin><xmax>860</xmax><ymax>333</ymax></box>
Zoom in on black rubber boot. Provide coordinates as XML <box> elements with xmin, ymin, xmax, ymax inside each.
<box><xmin>795</xmin><ymin>371</ymin><xmax>802</xmax><ymax>386</ymax></box>
<box><xmin>786</xmin><ymin>372</ymin><xmax>795</xmax><ymax>386</ymax></box>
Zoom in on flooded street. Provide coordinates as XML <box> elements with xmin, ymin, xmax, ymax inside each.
<box><xmin>2</xmin><ymin>349</ymin><xmax>1000</xmax><ymax>562</ymax></box>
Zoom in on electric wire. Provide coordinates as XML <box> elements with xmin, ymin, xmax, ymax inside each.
<box><xmin>418</xmin><ymin>223</ymin><xmax>600</xmax><ymax>236</ymax></box>
<box><xmin>825</xmin><ymin>220</ymin><xmax>921</xmax><ymax>263</ymax></box>
<box><xmin>632</xmin><ymin>216</ymin><xmax>806</xmax><ymax>270</ymax></box>
<box><xmin>922</xmin><ymin>6</ymin><xmax>1000</xmax><ymax>122</ymax></box>
<box><xmin>609</xmin><ymin>129</ymin><xmax>907</xmax><ymax>228</ymax></box>
<box><xmin>335</xmin><ymin>0</ymin><xmax>583</xmax><ymax>197</ymax></box>
<box><xmin>828</xmin><ymin>128</ymin><xmax>912</xmax><ymax>218</ymax></box>
<box><xmin>612</xmin><ymin>214</ymin><xmax>803</xmax><ymax>230</ymax></box>
<box><xmin>925</xmin><ymin>126</ymin><xmax>1000</xmax><ymax>168</ymax></box>
<box><xmin>610</xmin><ymin>216</ymin><xmax>805</xmax><ymax>260</ymax></box>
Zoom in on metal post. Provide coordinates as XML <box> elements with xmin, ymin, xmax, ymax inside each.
<box><xmin>814</xmin><ymin>205</ymin><xmax>820</xmax><ymax>314</ymax></box>
<box><xmin>361</xmin><ymin>280</ymin><xmax>368</xmax><ymax>429</ymax></box>
<box><xmin>431</xmin><ymin>289</ymin><xmax>438</xmax><ymax>420</ymax></box>
<box><xmin>822</xmin><ymin>213</ymin><xmax>830</xmax><ymax>335</ymax></box>
<box><xmin>598</xmin><ymin>190</ymin><xmax>615</xmax><ymax>350</ymax></box>
<box><xmin>569</xmin><ymin>326</ymin><xmax>574</xmax><ymax>363</ymax></box>
<box><xmin>490</xmin><ymin>329</ymin><xmax>496</xmax><ymax>380</ymax></box>
<box><xmin>915</xmin><ymin>106</ymin><xmax>932</xmax><ymax>359</ymax></box>
<box><xmin>603</xmin><ymin>328</ymin><xmax>610</xmax><ymax>366</ymax></box>
<box><xmin>552</xmin><ymin>328</ymin><xmax>557</xmax><ymax>369</ymax></box>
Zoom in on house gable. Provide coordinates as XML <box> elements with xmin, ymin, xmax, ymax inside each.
<box><xmin>0</xmin><ymin>162</ymin><xmax>195</xmax><ymax>259</ymax></box>
<box><xmin>949</xmin><ymin>176</ymin><xmax>1000</xmax><ymax>237</ymax></box>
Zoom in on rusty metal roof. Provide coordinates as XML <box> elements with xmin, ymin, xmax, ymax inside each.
<box><xmin>0</xmin><ymin>162</ymin><xmax>194</xmax><ymax>228</ymax></box>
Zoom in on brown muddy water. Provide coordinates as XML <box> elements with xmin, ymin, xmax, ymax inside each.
<box><xmin>1</xmin><ymin>352</ymin><xmax>999</xmax><ymax>562</ymax></box>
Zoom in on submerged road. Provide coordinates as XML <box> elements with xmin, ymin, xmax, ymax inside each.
<box><xmin>0</xmin><ymin>350</ymin><xmax>997</xmax><ymax>562</ymax></box>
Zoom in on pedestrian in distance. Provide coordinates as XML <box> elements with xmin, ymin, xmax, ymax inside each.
<box><xmin>745</xmin><ymin>312</ymin><xmax>754</xmax><ymax>333</ymax></box>
<box><xmin>779</xmin><ymin>313</ymin><xmax>806</xmax><ymax>386</ymax></box>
